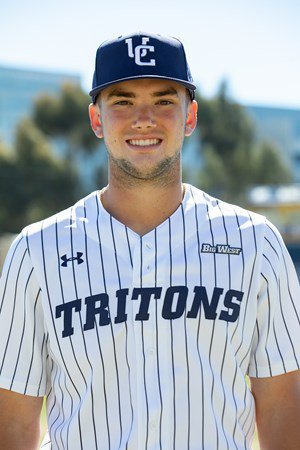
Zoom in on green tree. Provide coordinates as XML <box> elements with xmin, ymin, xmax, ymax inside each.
<box><xmin>0</xmin><ymin>84</ymin><xmax>110</xmax><ymax>234</ymax></box>
<box><xmin>252</xmin><ymin>141</ymin><xmax>292</xmax><ymax>185</ymax></box>
<box><xmin>0</xmin><ymin>141</ymin><xmax>23</xmax><ymax>233</ymax></box>
<box><xmin>0</xmin><ymin>120</ymin><xmax>79</xmax><ymax>233</ymax></box>
<box><xmin>199</xmin><ymin>81</ymin><xmax>254</xmax><ymax>158</ymax></box>
<box><xmin>33</xmin><ymin>83</ymin><xmax>100</xmax><ymax>160</ymax></box>
<box><xmin>195</xmin><ymin>81</ymin><xmax>292</xmax><ymax>202</ymax></box>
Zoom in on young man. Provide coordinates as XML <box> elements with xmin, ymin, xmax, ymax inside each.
<box><xmin>0</xmin><ymin>32</ymin><xmax>299</xmax><ymax>450</ymax></box>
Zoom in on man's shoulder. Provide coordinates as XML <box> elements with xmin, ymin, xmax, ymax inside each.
<box><xmin>188</xmin><ymin>184</ymin><xmax>266</xmax><ymax>226</ymax></box>
<box><xmin>22</xmin><ymin>190</ymin><xmax>99</xmax><ymax>240</ymax></box>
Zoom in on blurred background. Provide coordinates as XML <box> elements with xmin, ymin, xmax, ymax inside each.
<box><xmin>0</xmin><ymin>1</ymin><xmax>299</xmax><ymax>447</ymax></box>
<box><xmin>0</xmin><ymin>0</ymin><xmax>299</xmax><ymax>267</ymax></box>
<box><xmin>2</xmin><ymin>2</ymin><xmax>299</xmax><ymax>276</ymax></box>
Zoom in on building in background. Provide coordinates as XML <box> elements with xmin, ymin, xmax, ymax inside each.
<box><xmin>0</xmin><ymin>65</ymin><xmax>81</xmax><ymax>145</ymax></box>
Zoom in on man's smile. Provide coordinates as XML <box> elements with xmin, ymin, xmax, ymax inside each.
<box><xmin>126</xmin><ymin>138</ymin><xmax>163</xmax><ymax>150</ymax></box>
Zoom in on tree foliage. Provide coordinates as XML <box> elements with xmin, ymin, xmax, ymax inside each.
<box><xmin>252</xmin><ymin>142</ymin><xmax>292</xmax><ymax>185</ymax></box>
<box><xmin>0</xmin><ymin>120</ymin><xmax>78</xmax><ymax>233</ymax></box>
<box><xmin>0</xmin><ymin>141</ymin><xmax>22</xmax><ymax>232</ymax></box>
<box><xmin>33</xmin><ymin>83</ymin><xmax>99</xmax><ymax>157</ymax></box>
<box><xmin>0</xmin><ymin>80</ymin><xmax>293</xmax><ymax>234</ymax></box>
<box><xmin>195</xmin><ymin>81</ymin><xmax>292</xmax><ymax>202</ymax></box>
<box><xmin>0</xmin><ymin>83</ymin><xmax>108</xmax><ymax>234</ymax></box>
<box><xmin>199</xmin><ymin>81</ymin><xmax>254</xmax><ymax>157</ymax></box>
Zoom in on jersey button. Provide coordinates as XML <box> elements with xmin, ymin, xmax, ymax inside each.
<box><xmin>145</xmin><ymin>242</ymin><xmax>152</xmax><ymax>250</ymax></box>
<box><xmin>146</xmin><ymin>265</ymin><xmax>151</xmax><ymax>271</ymax></box>
<box><xmin>147</xmin><ymin>348</ymin><xmax>155</xmax><ymax>356</ymax></box>
<box><xmin>150</xmin><ymin>421</ymin><xmax>157</xmax><ymax>430</ymax></box>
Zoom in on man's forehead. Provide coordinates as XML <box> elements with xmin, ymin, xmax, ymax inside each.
<box><xmin>102</xmin><ymin>78</ymin><xmax>185</xmax><ymax>98</ymax></box>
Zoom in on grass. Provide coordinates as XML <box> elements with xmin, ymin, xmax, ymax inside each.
<box><xmin>39</xmin><ymin>399</ymin><xmax>48</xmax><ymax>444</ymax></box>
<box><xmin>252</xmin><ymin>432</ymin><xmax>260</xmax><ymax>449</ymax></box>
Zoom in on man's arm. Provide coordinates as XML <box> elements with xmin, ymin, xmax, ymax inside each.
<box><xmin>250</xmin><ymin>369</ymin><xmax>300</xmax><ymax>450</ymax></box>
<box><xmin>0</xmin><ymin>388</ymin><xmax>44</xmax><ymax>450</ymax></box>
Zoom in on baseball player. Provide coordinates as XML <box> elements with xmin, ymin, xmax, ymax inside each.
<box><xmin>0</xmin><ymin>32</ymin><xmax>300</xmax><ymax>450</ymax></box>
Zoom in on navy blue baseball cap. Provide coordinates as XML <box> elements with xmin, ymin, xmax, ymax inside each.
<box><xmin>89</xmin><ymin>31</ymin><xmax>196</xmax><ymax>103</ymax></box>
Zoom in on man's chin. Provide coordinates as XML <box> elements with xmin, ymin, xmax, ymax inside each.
<box><xmin>111</xmin><ymin>156</ymin><xmax>180</xmax><ymax>182</ymax></box>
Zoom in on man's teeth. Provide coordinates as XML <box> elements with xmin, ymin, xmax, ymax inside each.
<box><xmin>128</xmin><ymin>139</ymin><xmax>160</xmax><ymax>146</ymax></box>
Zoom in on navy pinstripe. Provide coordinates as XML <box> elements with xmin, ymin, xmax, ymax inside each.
<box><xmin>0</xmin><ymin>185</ymin><xmax>299</xmax><ymax>450</ymax></box>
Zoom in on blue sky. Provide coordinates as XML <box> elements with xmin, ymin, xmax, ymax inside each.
<box><xmin>1</xmin><ymin>0</ymin><xmax>299</xmax><ymax>108</ymax></box>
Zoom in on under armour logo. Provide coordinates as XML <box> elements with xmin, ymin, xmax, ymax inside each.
<box><xmin>61</xmin><ymin>252</ymin><xmax>84</xmax><ymax>267</ymax></box>
<box><xmin>125</xmin><ymin>37</ymin><xmax>156</xmax><ymax>66</ymax></box>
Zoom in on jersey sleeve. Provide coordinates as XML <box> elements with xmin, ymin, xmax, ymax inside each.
<box><xmin>0</xmin><ymin>230</ymin><xmax>48</xmax><ymax>396</ymax></box>
<box><xmin>248</xmin><ymin>220</ymin><xmax>300</xmax><ymax>377</ymax></box>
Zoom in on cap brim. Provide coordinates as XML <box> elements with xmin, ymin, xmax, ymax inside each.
<box><xmin>89</xmin><ymin>74</ymin><xmax>196</xmax><ymax>101</ymax></box>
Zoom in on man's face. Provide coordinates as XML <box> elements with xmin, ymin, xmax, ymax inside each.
<box><xmin>89</xmin><ymin>78</ymin><xmax>197</xmax><ymax>183</ymax></box>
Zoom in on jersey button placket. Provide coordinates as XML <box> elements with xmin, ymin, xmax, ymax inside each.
<box><xmin>144</xmin><ymin>239</ymin><xmax>161</xmax><ymax>448</ymax></box>
<box><xmin>143</xmin><ymin>241</ymin><xmax>154</xmax><ymax>281</ymax></box>
<box><xmin>131</xmin><ymin>237</ymin><xmax>159</xmax><ymax>448</ymax></box>
<box><xmin>135</xmin><ymin>237</ymin><xmax>161</xmax><ymax>448</ymax></box>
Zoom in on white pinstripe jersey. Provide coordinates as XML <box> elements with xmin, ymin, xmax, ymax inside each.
<box><xmin>0</xmin><ymin>184</ymin><xmax>299</xmax><ymax>450</ymax></box>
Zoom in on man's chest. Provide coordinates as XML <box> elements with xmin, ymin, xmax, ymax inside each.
<box><xmin>38</xmin><ymin>235</ymin><xmax>258</xmax><ymax>370</ymax></box>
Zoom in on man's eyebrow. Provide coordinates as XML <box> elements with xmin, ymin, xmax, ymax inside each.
<box><xmin>106</xmin><ymin>89</ymin><xmax>136</xmax><ymax>99</ymax></box>
<box><xmin>151</xmin><ymin>88</ymin><xmax>179</xmax><ymax>97</ymax></box>
<box><xmin>106</xmin><ymin>86</ymin><xmax>179</xmax><ymax>99</ymax></box>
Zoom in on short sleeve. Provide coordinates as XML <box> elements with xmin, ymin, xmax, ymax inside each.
<box><xmin>248</xmin><ymin>220</ymin><xmax>300</xmax><ymax>377</ymax></box>
<box><xmin>0</xmin><ymin>230</ymin><xmax>48</xmax><ymax>396</ymax></box>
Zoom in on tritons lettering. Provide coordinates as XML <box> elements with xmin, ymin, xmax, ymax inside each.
<box><xmin>55</xmin><ymin>286</ymin><xmax>244</xmax><ymax>338</ymax></box>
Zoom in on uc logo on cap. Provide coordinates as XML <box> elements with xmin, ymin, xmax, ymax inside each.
<box><xmin>125</xmin><ymin>37</ymin><xmax>156</xmax><ymax>66</ymax></box>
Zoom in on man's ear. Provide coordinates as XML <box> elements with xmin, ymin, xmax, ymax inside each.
<box><xmin>185</xmin><ymin>100</ymin><xmax>198</xmax><ymax>137</ymax></box>
<box><xmin>89</xmin><ymin>103</ymin><xmax>103</xmax><ymax>138</ymax></box>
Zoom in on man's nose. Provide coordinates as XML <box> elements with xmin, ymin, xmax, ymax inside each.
<box><xmin>131</xmin><ymin>107</ymin><xmax>157</xmax><ymax>129</ymax></box>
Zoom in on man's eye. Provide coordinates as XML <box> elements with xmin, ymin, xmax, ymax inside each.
<box><xmin>114</xmin><ymin>100</ymin><xmax>131</xmax><ymax>105</ymax></box>
<box><xmin>157</xmin><ymin>100</ymin><xmax>173</xmax><ymax>105</ymax></box>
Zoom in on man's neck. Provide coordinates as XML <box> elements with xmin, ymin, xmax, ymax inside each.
<box><xmin>100</xmin><ymin>180</ymin><xmax>185</xmax><ymax>236</ymax></box>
